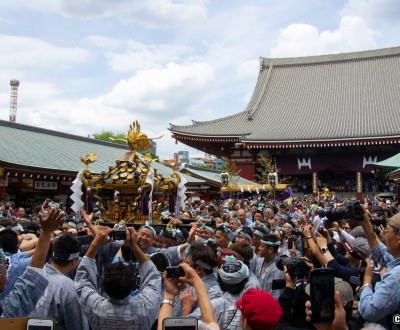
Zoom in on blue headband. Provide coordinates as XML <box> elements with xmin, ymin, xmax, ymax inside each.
<box><xmin>200</xmin><ymin>224</ymin><xmax>215</xmax><ymax>233</ymax></box>
<box><xmin>255</xmin><ymin>220</ymin><xmax>269</xmax><ymax>232</ymax></box>
<box><xmin>219</xmin><ymin>255</ymin><xmax>249</xmax><ymax>284</ymax></box>
<box><xmin>253</xmin><ymin>229</ymin><xmax>265</xmax><ymax>238</ymax></box>
<box><xmin>238</xmin><ymin>228</ymin><xmax>252</xmax><ymax>240</ymax></box>
<box><xmin>261</xmin><ymin>238</ymin><xmax>281</xmax><ymax>247</ymax></box>
<box><xmin>53</xmin><ymin>252</ymin><xmax>80</xmax><ymax>261</ymax></box>
<box><xmin>11</xmin><ymin>225</ymin><xmax>24</xmax><ymax>232</ymax></box>
<box><xmin>140</xmin><ymin>221</ymin><xmax>156</xmax><ymax>237</ymax></box>
<box><xmin>196</xmin><ymin>260</ymin><xmax>212</xmax><ymax>270</ymax></box>
<box><xmin>284</xmin><ymin>222</ymin><xmax>293</xmax><ymax>229</ymax></box>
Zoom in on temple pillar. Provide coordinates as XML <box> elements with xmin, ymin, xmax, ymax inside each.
<box><xmin>356</xmin><ymin>172</ymin><xmax>362</xmax><ymax>201</ymax></box>
<box><xmin>312</xmin><ymin>172</ymin><xmax>318</xmax><ymax>197</ymax></box>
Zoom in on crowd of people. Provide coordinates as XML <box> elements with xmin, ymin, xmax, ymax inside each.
<box><xmin>0</xmin><ymin>193</ymin><xmax>399</xmax><ymax>330</ymax></box>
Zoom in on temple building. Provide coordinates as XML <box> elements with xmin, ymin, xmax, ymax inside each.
<box><xmin>0</xmin><ymin>120</ymin><xmax>256</xmax><ymax>209</ymax></box>
<box><xmin>169</xmin><ymin>46</ymin><xmax>400</xmax><ymax>198</ymax></box>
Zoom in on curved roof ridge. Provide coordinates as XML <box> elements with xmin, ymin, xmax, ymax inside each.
<box><xmin>261</xmin><ymin>46</ymin><xmax>400</xmax><ymax>67</ymax></box>
<box><xmin>169</xmin><ymin>110</ymin><xmax>247</xmax><ymax>130</ymax></box>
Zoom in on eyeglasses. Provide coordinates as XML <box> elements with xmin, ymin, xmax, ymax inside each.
<box><xmin>386</xmin><ymin>224</ymin><xmax>400</xmax><ymax>234</ymax></box>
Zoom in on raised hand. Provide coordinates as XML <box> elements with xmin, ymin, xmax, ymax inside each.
<box><xmin>40</xmin><ymin>209</ymin><xmax>64</xmax><ymax>235</ymax></box>
<box><xmin>91</xmin><ymin>226</ymin><xmax>113</xmax><ymax>248</ymax></box>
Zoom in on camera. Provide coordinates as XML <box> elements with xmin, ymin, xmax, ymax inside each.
<box><xmin>370</xmin><ymin>215</ymin><xmax>387</xmax><ymax>227</ymax></box>
<box><xmin>276</xmin><ymin>255</ymin><xmax>310</xmax><ymax>279</ymax></box>
<box><xmin>291</xmin><ymin>228</ymin><xmax>303</xmax><ymax>236</ymax></box>
<box><xmin>166</xmin><ymin>266</ymin><xmax>185</xmax><ymax>278</ymax></box>
<box><xmin>325</xmin><ymin>201</ymin><xmax>363</xmax><ymax>222</ymax></box>
<box><xmin>112</xmin><ymin>230</ymin><xmax>127</xmax><ymax>241</ymax></box>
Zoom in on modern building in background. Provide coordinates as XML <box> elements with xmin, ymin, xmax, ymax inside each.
<box><xmin>150</xmin><ymin>140</ymin><xmax>157</xmax><ymax>155</ymax></box>
<box><xmin>178</xmin><ymin>150</ymin><xmax>189</xmax><ymax>164</ymax></box>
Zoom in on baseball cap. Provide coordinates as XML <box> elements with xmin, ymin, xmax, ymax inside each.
<box><xmin>350</xmin><ymin>226</ymin><xmax>366</xmax><ymax>238</ymax></box>
<box><xmin>236</xmin><ymin>288</ymin><xmax>282</xmax><ymax>330</ymax></box>
<box><xmin>388</xmin><ymin>212</ymin><xmax>400</xmax><ymax>231</ymax></box>
<box><xmin>353</xmin><ymin>237</ymin><xmax>371</xmax><ymax>259</ymax></box>
<box><xmin>339</xmin><ymin>235</ymin><xmax>370</xmax><ymax>260</ymax></box>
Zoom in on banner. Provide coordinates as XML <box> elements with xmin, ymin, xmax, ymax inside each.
<box><xmin>275</xmin><ymin>151</ymin><xmax>394</xmax><ymax>175</ymax></box>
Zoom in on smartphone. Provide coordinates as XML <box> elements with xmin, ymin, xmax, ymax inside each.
<box><xmin>27</xmin><ymin>318</ymin><xmax>54</xmax><ymax>330</ymax></box>
<box><xmin>162</xmin><ymin>317</ymin><xmax>197</xmax><ymax>330</ymax></box>
<box><xmin>272</xmin><ymin>279</ymin><xmax>286</xmax><ymax>290</ymax></box>
<box><xmin>166</xmin><ymin>266</ymin><xmax>185</xmax><ymax>278</ymax></box>
<box><xmin>112</xmin><ymin>230</ymin><xmax>127</xmax><ymax>241</ymax></box>
<box><xmin>310</xmin><ymin>268</ymin><xmax>335</xmax><ymax>323</ymax></box>
<box><xmin>287</xmin><ymin>237</ymin><xmax>294</xmax><ymax>249</ymax></box>
<box><xmin>77</xmin><ymin>230</ymin><xmax>87</xmax><ymax>236</ymax></box>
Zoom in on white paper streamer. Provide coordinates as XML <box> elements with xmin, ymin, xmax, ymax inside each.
<box><xmin>70</xmin><ymin>171</ymin><xmax>84</xmax><ymax>214</ymax></box>
<box><xmin>175</xmin><ymin>173</ymin><xmax>187</xmax><ymax>217</ymax></box>
<box><xmin>145</xmin><ymin>170</ymin><xmax>155</xmax><ymax>224</ymax></box>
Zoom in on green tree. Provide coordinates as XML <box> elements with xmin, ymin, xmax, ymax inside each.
<box><xmin>92</xmin><ymin>131</ymin><xmax>126</xmax><ymax>144</ymax></box>
<box><xmin>220</xmin><ymin>157</ymin><xmax>241</xmax><ymax>198</ymax></box>
<box><xmin>219</xmin><ymin>161</ymin><xmax>227</xmax><ymax>172</ymax></box>
<box><xmin>256</xmin><ymin>155</ymin><xmax>275</xmax><ymax>184</ymax></box>
<box><xmin>194</xmin><ymin>163</ymin><xmax>212</xmax><ymax>169</ymax></box>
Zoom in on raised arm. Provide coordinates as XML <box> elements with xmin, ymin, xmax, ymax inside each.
<box><xmin>128</xmin><ymin>227</ymin><xmax>149</xmax><ymax>264</ymax></box>
<box><xmin>31</xmin><ymin>209</ymin><xmax>64</xmax><ymax>268</ymax></box>
<box><xmin>80</xmin><ymin>209</ymin><xmax>98</xmax><ymax>237</ymax></box>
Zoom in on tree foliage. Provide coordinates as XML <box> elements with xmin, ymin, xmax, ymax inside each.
<box><xmin>256</xmin><ymin>155</ymin><xmax>276</xmax><ymax>184</ymax></box>
<box><xmin>194</xmin><ymin>163</ymin><xmax>212</xmax><ymax>169</ymax></box>
<box><xmin>222</xmin><ymin>157</ymin><xmax>241</xmax><ymax>186</ymax></box>
<box><xmin>92</xmin><ymin>131</ymin><xmax>126</xmax><ymax>144</ymax></box>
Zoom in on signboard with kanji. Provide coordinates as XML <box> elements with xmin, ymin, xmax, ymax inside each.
<box><xmin>35</xmin><ymin>181</ymin><xmax>58</xmax><ymax>190</ymax></box>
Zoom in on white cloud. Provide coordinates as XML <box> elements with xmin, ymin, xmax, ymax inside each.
<box><xmin>341</xmin><ymin>0</ymin><xmax>400</xmax><ymax>25</ymax></box>
<box><xmin>85</xmin><ymin>36</ymin><xmax>124</xmax><ymax>51</ymax></box>
<box><xmin>11</xmin><ymin>61</ymin><xmax>214</xmax><ymax>159</ymax></box>
<box><xmin>271</xmin><ymin>16</ymin><xmax>379</xmax><ymax>57</ymax></box>
<box><xmin>0</xmin><ymin>35</ymin><xmax>90</xmax><ymax>70</ymax></box>
<box><xmin>5</xmin><ymin>0</ymin><xmax>209</xmax><ymax>27</ymax></box>
<box><xmin>105</xmin><ymin>62</ymin><xmax>213</xmax><ymax>112</ymax></box>
<box><xmin>86</xmin><ymin>36</ymin><xmax>194</xmax><ymax>72</ymax></box>
<box><xmin>236</xmin><ymin>59</ymin><xmax>259</xmax><ymax>82</ymax></box>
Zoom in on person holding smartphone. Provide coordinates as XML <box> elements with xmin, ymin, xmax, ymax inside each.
<box><xmin>357</xmin><ymin>211</ymin><xmax>400</xmax><ymax>327</ymax></box>
<box><xmin>173</xmin><ymin>240</ymin><xmax>222</xmax><ymax>317</ymax></box>
<box><xmin>158</xmin><ymin>263</ymin><xmax>219</xmax><ymax>330</ymax></box>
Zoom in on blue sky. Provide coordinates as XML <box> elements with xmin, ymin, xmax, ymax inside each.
<box><xmin>1</xmin><ymin>0</ymin><xmax>400</xmax><ymax>160</ymax></box>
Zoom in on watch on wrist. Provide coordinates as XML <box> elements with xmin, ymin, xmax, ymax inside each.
<box><xmin>306</xmin><ymin>235</ymin><xmax>313</xmax><ymax>240</ymax></box>
<box><xmin>161</xmin><ymin>299</ymin><xmax>175</xmax><ymax>307</ymax></box>
<box><xmin>360</xmin><ymin>283</ymin><xmax>372</xmax><ymax>292</ymax></box>
<box><xmin>320</xmin><ymin>247</ymin><xmax>328</xmax><ymax>254</ymax></box>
